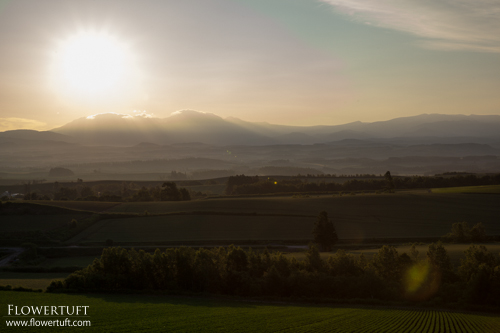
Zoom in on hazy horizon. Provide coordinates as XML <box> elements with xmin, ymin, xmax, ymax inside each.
<box><xmin>3</xmin><ymin>110</ymin><xmax>500</xmax><ymax>134</ymax></box>
<box><xmin>1</xmin><ymin>0</ymin><xmax>500</xmax><ymax>132</ymax></box>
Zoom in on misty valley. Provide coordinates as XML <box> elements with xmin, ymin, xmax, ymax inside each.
<box><xmin>1</xmin><ymin>112</ymin><xmax>500</xmax><ymax>183</ymax></box>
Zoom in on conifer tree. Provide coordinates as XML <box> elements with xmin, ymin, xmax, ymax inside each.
<box><xmin>312</xmin><ymin>211</ymin><xmax>338</xmax><ymax>251</ymax></box>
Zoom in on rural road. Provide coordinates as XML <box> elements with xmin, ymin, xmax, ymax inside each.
<box><xmin>0</xmin><ymin>247</ymin><xmax>24</xmax><ymax>267</ymax></box>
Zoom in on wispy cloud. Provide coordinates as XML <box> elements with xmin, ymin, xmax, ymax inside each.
<box><xmin>0</xmin><ymin>118</ymin><xmax>47</xmax><ymax>131</ymax></box>
<box><xmin>86</xmin><ymin>112</ymin><xmax>130</xmax><ymax>120</ymax></box>
<box><xmin>85</xmin><ymin>112</ymin><xmax>156</xmax><ymax>120</ymax></box>
<box><xmin>321</xmin><ymin>0</ymin><xmax>500</xmax><ymax>52</ymax></box>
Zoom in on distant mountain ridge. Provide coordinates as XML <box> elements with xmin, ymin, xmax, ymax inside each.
<box><xmin>1</xmin><ymin>112</ymin><xmax>500</xmax><ymax>176</ymax></box>
<box><xmin>0</xmin><ymin>129</ymin><xmax>74</xmax><ymax>142</ymax></box>
<box><xmin>2</xmin><ymin>111</ymin><xmax>500</xmax><ymax>146</ymax></box>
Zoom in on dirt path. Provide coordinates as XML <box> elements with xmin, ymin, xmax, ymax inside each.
<box><xmin>0</xmin><ymin>247</ymin><xmax>24</xmax><ymax>267</ymax></box>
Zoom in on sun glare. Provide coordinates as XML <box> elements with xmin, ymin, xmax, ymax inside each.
<box><xmin>52</xmin><ymin>31</ymin><xmax>134</xmax><ymax>97</ymax></box>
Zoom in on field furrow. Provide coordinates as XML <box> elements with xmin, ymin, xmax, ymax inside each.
<box><xmin>2</xmin><ymin>292</ymin><xmax>500</xmax><ymax>332</ymax></box>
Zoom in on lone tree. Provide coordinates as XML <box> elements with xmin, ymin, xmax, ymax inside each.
<box><xmin>160</xmin><ymin>182</ymin><xmax>191</xmax><ymax>201</ymax></box>
<box><xmin>384</xmin><ymin>171</ymin><xmax>395</xmax><ymax>191</ymax></box>
<box><xmin>49</xmin><ymin>167</ymin><xmax>75</xmax><ymax>177</ymax></box>
<box><xmin>161</xmin><ymin>182</ymin><xmax>181</xmax><ymax>201</ymax></box>
<box><xmin>312</xmin><ymin>211</ymin><xmax>338</xmax><ymax>252</ymax></box>
<box><xmin>445</xmin><ymin>222</ymin><xmax>486</xmax><ymax>243</ymax></box>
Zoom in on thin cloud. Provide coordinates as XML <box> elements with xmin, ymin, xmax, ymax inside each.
<box><xmin>0</xmin><ymin>118</ymin><xmax>47</xmax><ymax>131</ymax></box>
<box><xmin>170</xmin><ymin>110</ymin><xmax>210</xmax><ymax>117</ymax></box>
<box><xmin>321</xmin><ymin>0</ymin><xmax>500</xmax><ymax>52</ymax></box>
<box><xmin>86</xmin><ymin>112</ymin><xmax>130</xmax><ymax>120</ymax></box>
<box><xmin>85</xmin><ymin>112</ymin><xmax>156</xmax><ymax>120</ymax></box>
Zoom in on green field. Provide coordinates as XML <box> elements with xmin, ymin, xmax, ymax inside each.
<box><xmin>0</xmin><ymin>215</ymin><xmax>88</xmax><ymax>232</ymax></box>
<box><xmin>35</xmin><ymin>200</ymin><xmax>120</xmax><ymax>212</ymax></box>
<box><xmin>432</xmin><ymin>185</ymin><xmax>500</xmax><ymax>194</ymax></box>
<box><xmin>4</xmin><ymin>192</ymin><xmax>500</xmax><ymax>246</ymax></box>
<box><xmin>285</xmin><ymin>243</ymin><xmax>500</xmax><ymax>266</ymax></box>
<box><xmin>62</xmin><ymin>193</ymin><xmax>500</xmax><ymax>244</ymax></box>
<box><xmin>2</xmin><ymin>292</ymin><xmax>500</xmax><ymax>332</ymax></box>
<box><xmin>39</xmin><ymin>256</ymin><xmax>99</xmax><ymax>268</ymax></box>
<box><xmin>106</xmin><ymin>193</ymin><xmax>500</xmax><ymax>227</ymax></box>
<box><xmin>183</xmin><ymin>183</ymin><xmax>226</xmax><ymax>195</ymax></box>
<box><xmin>0</xmin><ymin>272</ymin><xmax>68</xmax><ymax>290</ymax></box>
<box><xmin>67</xmin><ymin>215</ymin><xmax>314</xmax><ymax>244</ymax></box>
<box><xmin>349</xmin><ymin>243</ymin><xmax>500</xmax><ymax>265</ymax></box>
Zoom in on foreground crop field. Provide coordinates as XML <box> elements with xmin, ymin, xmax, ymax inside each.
<box><xmin>2</xmin><ymin>292</ymin><xmax>499</xmax><ymax>332</ymax></box>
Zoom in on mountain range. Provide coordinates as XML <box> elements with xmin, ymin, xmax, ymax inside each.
<box><xmin>2</xmin><ymin>111</ymin><xmax>499</xmax><ymax>147</ymax></box>
<box><xmin>1</xmin><ymin>111</ymin><xmax>500</xmax><ymax>178</ymax></box>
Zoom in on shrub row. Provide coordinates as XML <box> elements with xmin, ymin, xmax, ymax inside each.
<box><xmin>49</xmin><ymin>244</ymin><xmax>500</xmax><ymax>307</ymax></box>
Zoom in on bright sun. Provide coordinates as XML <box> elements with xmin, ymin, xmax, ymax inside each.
<box><xmin>53</xmin><ymin>31</ymin><xmax>131</xmax><ymax>96</ymax></box>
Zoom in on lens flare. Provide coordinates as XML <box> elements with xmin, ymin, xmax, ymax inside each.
<box><xmin>403</xmin><ymin>262</ymin><xmax>440</xmax><ymax>301</ymax></box>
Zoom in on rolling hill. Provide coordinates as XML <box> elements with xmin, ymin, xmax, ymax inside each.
<box><xmin>43</xmin><ymin>111</ymin><xmax>500</xmax><ymax>146</ymax></box>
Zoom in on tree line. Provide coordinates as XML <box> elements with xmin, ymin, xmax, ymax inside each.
<box><xmin>225</xmin><ymin>173</ymin><xmax>500</xmax><ymax>195</ymax></box>
<box><xmin>23</xmin><ymin>182</ymin><xmax>192</xmax><ymax>202</ymax></box>
<box><xmin>49</xmin><ymin>243</ymin><xmax>500</xmax><ymax>307</ymax></box>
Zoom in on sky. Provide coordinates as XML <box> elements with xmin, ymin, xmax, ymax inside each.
<box><xmin>1</xmin><ymin>0</ymin><xmax>500</xmax><ymax>131</ymax></box>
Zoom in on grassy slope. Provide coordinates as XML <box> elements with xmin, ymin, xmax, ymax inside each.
<box><xmin>285</xmin><ymin>243</ymin><xmax>500</xmax><ymax>266</ymax></box>
<box><xmin>39</xmin><ymin>256</ymin><xmax>99</xmax><ymax>268</ymax></box>
<box><xmin>0</xmin><ymin>272</ymin><xmax>68</xmax><ymax>290</ymax></box>
<box><xmin>0</xmin><ymin>202</ymin><xmax>94</xmax><ymax>236</ymax></box>
<box><xmin>106</xmin><ymin>193</ymin><xmax>500</xmax><ymax>224</ymax></box>
<box><xmin>0</xmin><ymin>215</ymin><xmax>89</xmax><ymax>232</ymax></box>
<box><xmin>183</xmin><ymin>183</ymin><xmax>226</xmax><ymax>195</ymax></box>
<box><xmin>0</xmin><ymin>215</ymin><xmax>78</xmax><ymax>232</ymax></box>
<box><xmin>2</xmin><ymin>292</ymin><xmax>500</xmax><ymax>332</ymax></box>
<box><xmin>35</xmin><ymin>201</ymin><xmax>120</xmax><ymax>212</ymax></box>
<box><xmin>68</xmin><ymin>193</ymin><xmax>500</xmax><ymax>243</ymax></box>
<box><xmin>432</xmin><ymin>185</ymin><xmax>500</xmax><ymax>194</ymax></box>
<box><xmin>67</xmin><ymin>215</ymin><xmax>314</xmax><ymax>244</ymax></box>
<box><xmin>5</xmin><ymin>192</ymin><xmax>500</xmax><ymax>243</ymax></box>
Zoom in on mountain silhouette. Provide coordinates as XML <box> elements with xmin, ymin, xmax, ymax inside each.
<box><xmin>3</xmin><ymin>111</ymin><xmax>499</xmax><ymax>146</ymax></box>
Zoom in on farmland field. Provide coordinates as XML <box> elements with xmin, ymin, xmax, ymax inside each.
<box><xmin>0</xmin><ymin>272</ymin><xmax>68</xmax><ymax>290</ymax></box>
<box><xmin>2</xmin><ymin>291</ymin><xmax>500</xmax><ymax>332</ymax></box>
<box><xmin>66</xmin><ymin>193</ymin><xmax>500</xmax><ymax>244</ymax></box>
<box><xmin>105</xmin><ymin>193</ymin><xmax>500</xmax><ymax>228</ymax></box>
<box><xmin>432</xmin><ymin>185</ymin><xmax>500</xmax><ymax>194</ymax></box>
<box><xmin>183</xmin><ymin>183</ymin><xmax>226</xmax><ymax>195</ymax></box>
<box><xmin>285</xmin><ymin>243</ymin><xmax>500</xmax><ymax>266</ymax></box>
<box><xmin>39</xmin><ymin>256</ymin><xmax>99</xmax><ymax>268</ymax></box>
<box><xmin>67</xmin><ymin>215</ymin><xmax>315</xmax><ymax>244</ymax></box>
<box><xmin>348</xmin><ymin>243</ymin><xmax>500</xmax><ymax>265</ymax></box>
<box><xmin>36</xmin><ymin>200</ymin><xmax>120</xmax><ymax>212</ymax></box>
<box><xmin>0</xmin><ymin>215</ymin><xmax>89</xmax><ymax>232</ymax></box>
